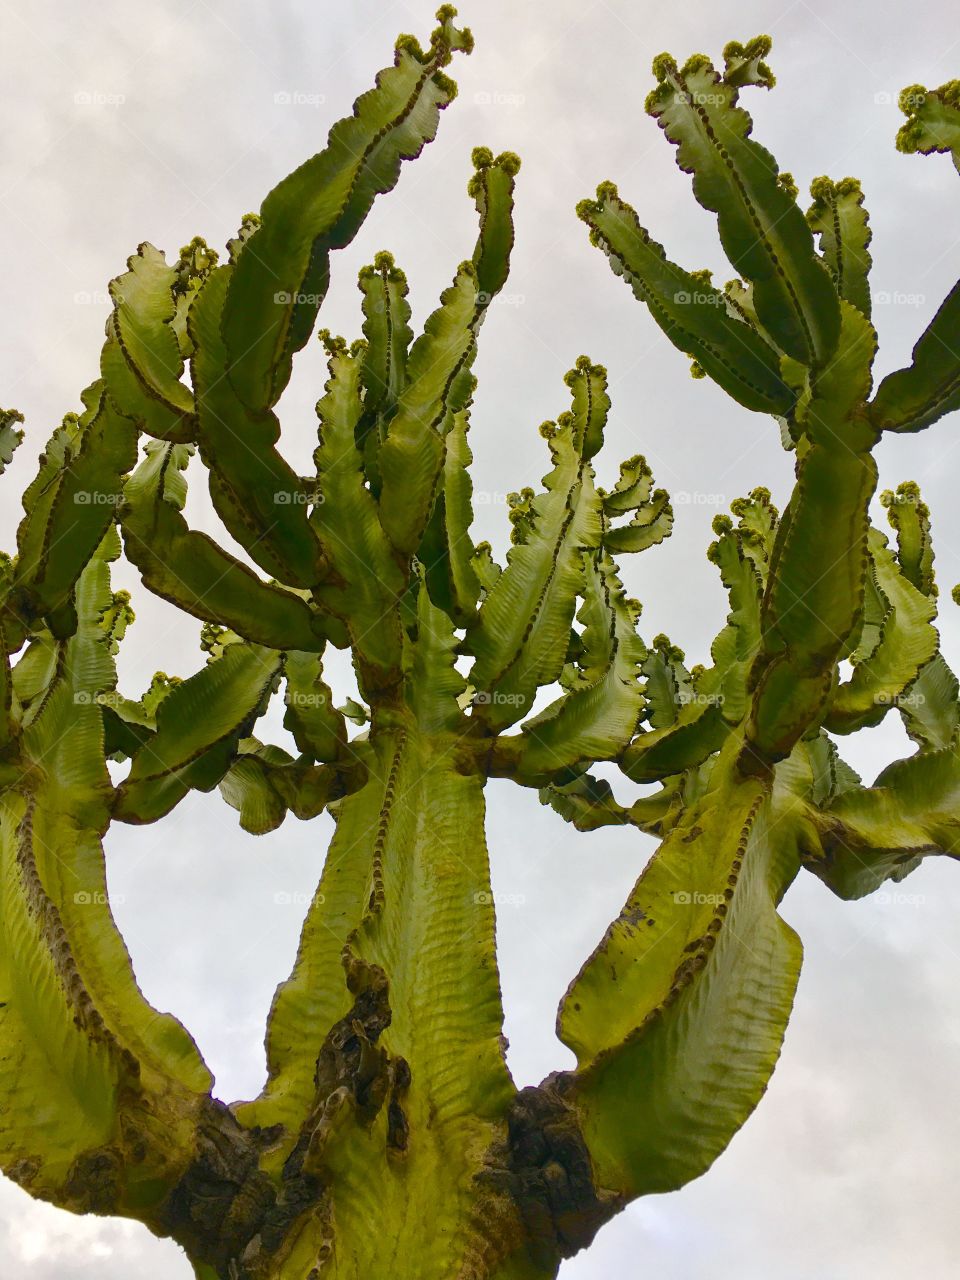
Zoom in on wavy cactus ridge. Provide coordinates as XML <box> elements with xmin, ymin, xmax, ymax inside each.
<box><xmin>0</xmin><ymin>18</ymin><xmax>957</xmax><ymax>1280</ymax></box>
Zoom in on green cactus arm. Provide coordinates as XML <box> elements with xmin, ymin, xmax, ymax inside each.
<box><xmin>378</xmin><ymin>151</ymin><xmax>517</xmax><ymax>557</ymax></box>
<box><xmin>406</xmin><ymin>573</ymin><xmax>470</xmax><ymax>733</ymax></box>
<box><xmin>113</xmin><ymin>640</ymin><xmax>283</xmax><ymax>823</ymax></box>
<box><xmin>169</xmin><ymin>235</ymin><xmax>219</xmax><ymax>361</ymax></box>
<box><xmin>0</xmin><ymin>407</ymin><xmax>24</xmax><ymax>475</ymax></box>
<box><xmin>376</xmin><ymin>261</ymin><xmax>479</xmax><ymax>556</ymax></box>
<box><xmin>722</xmin><ymin>277</ymin><xmax>778</xmax><ymax>349</ymax></box>
<box><xmin>645</xmin><ymin>46</ymin><xmax>840</xmax><ymax>367</ymax></box>
<box><xmin>355</xmin><ymin>251</ymin><xmax>413</xmax><ymax>485</ymax></box>
<box><xmin>467</xmin><ymin>376</ymin><xmax>605</xmax><ymax>731</ymax></box>
<box><xmin>884</xmin><ymin>480</ymin><xmax>936</xmax><ymax>595</ymax></box>
<box><xmin>621</xmin><ymin>701</ymin><xmax>729</xmax><ymax>783</ymax></box>
<box><xmin>556</xmin><ymin>741</ymin><xmax>802</xmax><ymax>1199</ymax></box>
<box><xmin>744</xmin><ymin>305</ymin><xmax>879</xmax><ymax>765</ymax></box>
<box><xmin>8</xmin><ymin>629</ymin><xmax>60</xmax><ymax>726</ymax></box>
<box><xmin>100</xmin><ymin>704</ymin><xmax>154</xmax><ymax>762</ymax></box>
<box><xmin>188</xmin><ymin>263</ymin><xmax>328</xmax><ymax>589</ymax></box>
<box><xmin>637</xmin><ymin>633</ymin><xmax>693</xmax><ymax>729</ymax></box>
<box><xmin>896</xmin><ymin>79</ymin><xmax>960</xmax><ymax>171</ymax></box>
<box><xmin>11</xmin><ymin>384</ymin><xmax>137</xmax><ymax>638</ymax></box>
<box><xmin>702</xmin><ymin>504</ymin><xmax>767</xmax><ymax>722</ymax></box>
<box><xmin>721</xmin><ymin>35</ymin><xmax>775</xmax><ymax>90</ymax></box>
<box><xmin>231</xmin><ymin>734</ymin><xmax>386</xmax><ymax>1153</ymax></box>
<box><xmin>601</xmin><ymin>452</ymin><xmax>653</xmax><ymax>513</ymax></box>
<box><xmin>311</xmin><ymin>337</ymin><xmax>406</xmax><ymax>687</ymax></box>
<box><xmin>898</xmin><ymin>653</ymin><xmax>960</xmax><ymax>749</ymax></box>
<box><xmin>120</xmin><ymin>439</ymin><xmax>325</xmax><ymax>652</ymax></box>
<box><xmin>604</xmin><ymin>486</ymin><xmax>674</xmax><ymax>554</ymax></box>
<box><xmin>824</xmin><ymin>527</ymin><xmax>938</xmax><ymax>734</ymax></box>
<box><xmin>805</xmin><ymin>741</ymin><xmax>960</xmax><ymax>898</ymax></box>
<box><xmin>574</xmin><ymin>373</ymin><xmax>675</xmax><ymax>557</ymax></box>
<box><xmin>359</xmin><ymin>251</ymin><xmax>413</xmax><ymax>420</ymax></box>
<box><xmin>622</xmin><ymin>496</ymin><xmax>773</xmax><ymax>785</ymax></box>
<box><xmin>539</xmin><ymin>773</ymin><xmax>636</xmax><ymax>832</ymax></box>
<box><xmin>540</xmin><ymin>773</ymin><xmax>683</xmax><ymax>837</ymax></box>
<box><xmin>791</xmin><ymin>731</ymin><xmax>861</xmax><ymax>806</ymax></box>
<box><xmin>99</xmin><ymin>242</ymin><xmax>199</xmax><ymax>442</ymax></box>
<box><xmin>1</xmin><ymin>532</ymin><xmax>214</xmax><ymax>1219</ymax></box>
<box><xmin>472</xmin><ymin>539</ymin><xmax>502</xmax><ymax>595</ymax></box>
<box><xmin>496</xmin><ymin>553</ymin><xmax>645</xmax><ymax>780</ymax></box>
<box><xmin>563</xmin><ymin>349</ymin><xmax>610</xmax><ymax>463</ymax></box>
<box><xmin>870</xmin><ymin>278</ymin><xmax>960</xmax><ymax>433</ymax></box>
<box><xmin>806</xmin><ymin>176</ymin><xmax>873</xmax><ymax>319</ymax></box>
<box><xmin>745</xmin><ymin>443</ymin><xmax>877</xmax><ymax>763</ymax></box>
<box><xmin>577</xmin><ymin>187</ymin><xmax>794</xmax><ymax>414</ymax></box>
<box><xmin>419</xmin><ymin>407</ymin><xmax>483</xmax><ymax>622</ymax></box>
<box><xmin>219</xmin><ymin>741</ymin><xmax>355</xmax><ymax>835</ymax></box>
<box><xmin>219</xmin><ymin>750</ymin><xmax>289</xmax><ymax>834</ymax></box>
<box><xmin>282</xmin><ymin>650</ymin><xmax>347</xmax><ymax>762</ymax></box>
<box><xmin>220</xmin><ymin>10</ymin><xmax>472</xmax><ymax>412</ymax></box>
<box><xmin>0</xmin><ymin>622</ymin><xmax>13</xmax><ymax>758</ymax></box>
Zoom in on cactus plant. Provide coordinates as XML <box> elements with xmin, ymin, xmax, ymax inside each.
<box><xmin>0</xmin><ymin>14</ymin><xmax>957</xmax><ymax>1279</ymax></box>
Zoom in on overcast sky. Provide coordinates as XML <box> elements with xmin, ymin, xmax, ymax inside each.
<box><xmin>1</xmin><ymin>0</ymin><xmax>958</xmax><ymax>1276</ymax></box>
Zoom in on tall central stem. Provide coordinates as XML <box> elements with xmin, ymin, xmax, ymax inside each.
<box><xmin>228</xmin><ymin>720</ymin><xmax>540</xmax><ymax>1278</ymax></box>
